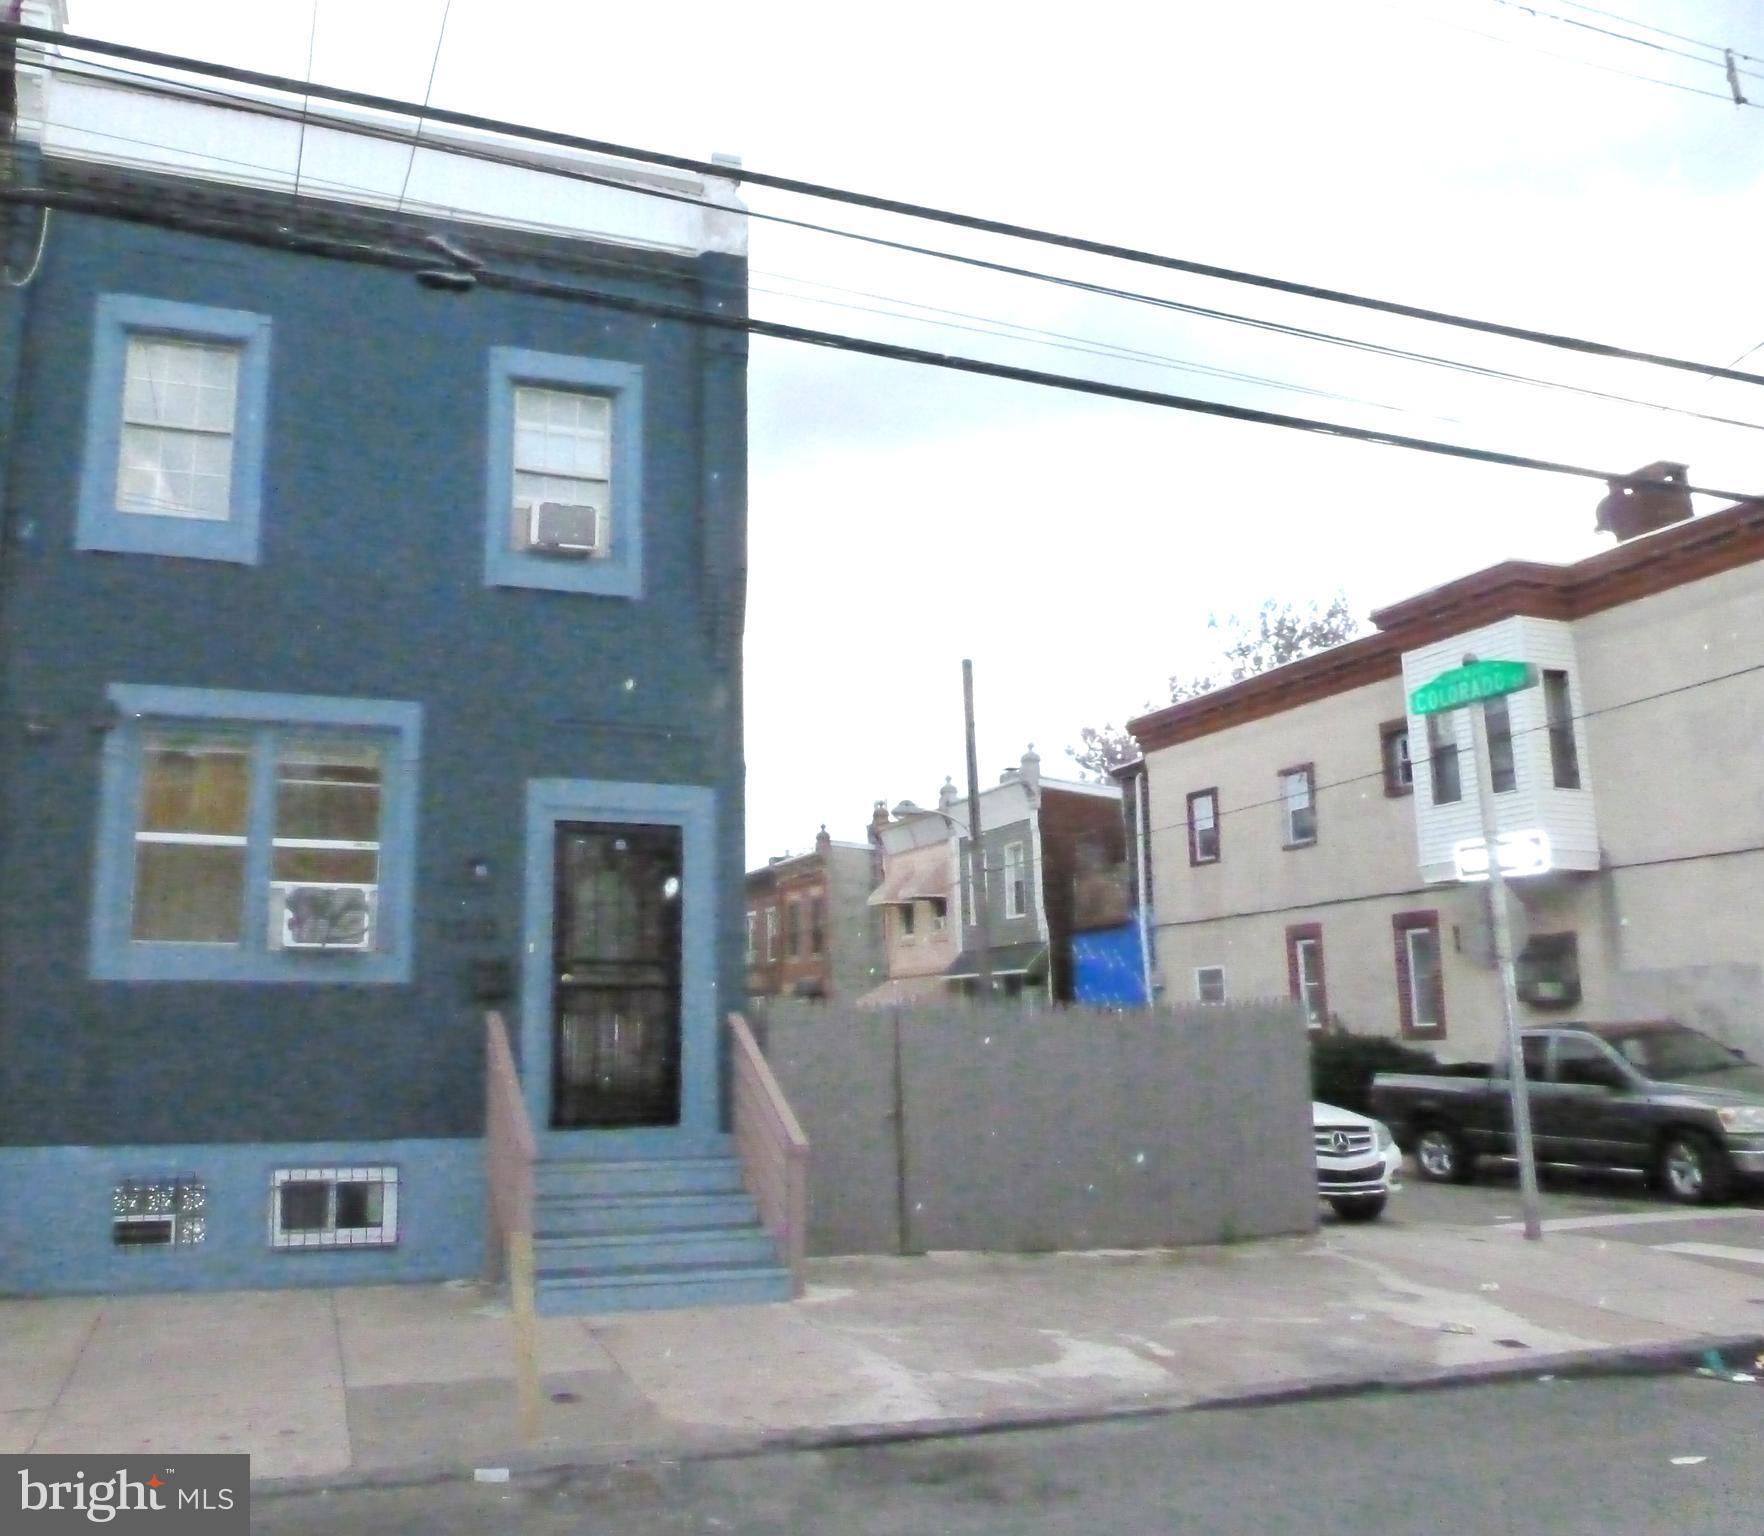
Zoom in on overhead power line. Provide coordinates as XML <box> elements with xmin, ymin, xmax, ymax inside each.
<box><xmin>1477</xmin><ymin>0</ymin><xmax>1764</xmax><ymax>82</ymax></box>
<box><xmin>10</xmin><ymin>20</ymin><xmax>1764</xmax><ymax>387</ymax></box>
<box><xmin>1389</xmin><ymin>1</ymin><xmax>1764</xmax><ymax>107</ymax></box>
<box><xmin>1538</xmin><ymin>0</ymin><xmax>1763</xmax><ymax>66</ymax></box>
<box><xmin>42</xmin><ymin>56</ymin><xmax>1764</xmax><ymax>440</ymax></box>
<box><xmin>48</xmin><ymin>68</ymin><xmax>1760</xmax><ymax>438</ymax></box>
<box><xmin>5</xmin><ymin>179</ymin><xmax>1758</xmax><ymax>512</ymax></box>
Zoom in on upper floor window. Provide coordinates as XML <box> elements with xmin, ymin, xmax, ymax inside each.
<box><xmin>744</xmin><ymin>911</ymin><xmax>758</xmax><ymax>963</ymax></box>
<box><xmin>1003</xmin><ymin>842</ymin><xmax>1028</xmax><ymax>919</ymax></box>
<box><xmin>1427</xmin><ymin>714</ymin><xmax>1461</xmax><ymax>805</ymax></box>
<box><xmin>764</xmin><ymin>907</ymin><xmax>779</xmax><ymax>960</ymax></box>
<box><xmin>1380</xmin><ymin>721</ymin><xmax>1413</xmax><ymax>797</ymax></box>
<box><xmin>90</xmin><ymin>685</ymin><xmax>419</xmax><ymax>984</ymax></box>
<box><xmin>1195</xmin><ymin>965</ymin><xmax>1226</xmax><ymax>1004</ymax></box>
<box><xmin>1544</xmin><ymin>670</ymin><xmax>1581</xmax><ymax>789</ymax></box>
<box><xmin>1279</xmin><ymin>766</ymin><xmax>1316</xmax><ymax>847</ymax></box>
<box><xmin>811</xmin><ymin>896</ymin><xmax>827</xmax><ymax>955</ymax></box>
<box><xmin>959</xmin><ymin>843</ymin><xmax>987</xmax><ymax>930</ymax></box>
<box><xmin>76</xmin><ymin>295</ymin><xmax>272</xmax><ymax>565</ymax></box>
<box><xmin>484</xmin><ymin>348</ymin><xmax>644</xmax><ymax>597</ymax></box>
<box><xmin>1187</xmin><ymin>788</ymin><xmax>1220</xmax><ymax>864</ymax></box>
<box><xmin>1484</xmin><ymin>695</ymin><xmax>1517</xmax><ymax>793</ymax></box>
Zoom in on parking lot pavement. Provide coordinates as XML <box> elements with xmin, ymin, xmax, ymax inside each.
<box><xmin>1351</xmin><ymin>1157</ymin><xmax>1764</xmax><ymax>1280</ymax></box>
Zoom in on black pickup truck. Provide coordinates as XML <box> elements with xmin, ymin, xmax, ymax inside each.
<box><xmin>1368</xmin><ymin>1021</ymin><xmax>1764</xmax><ymax>1204</ymax></box>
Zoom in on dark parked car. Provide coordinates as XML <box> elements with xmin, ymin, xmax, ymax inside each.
<box><xmin>1369</xmin><ymin>1021</ymin><xmax>1764</xmax><ymax>1204</ymax></box>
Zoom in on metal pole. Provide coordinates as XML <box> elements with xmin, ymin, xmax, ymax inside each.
<box><xmin>962</xmin><ymin>659</ymin><xmax>994</xmax><ymax>996</ymax></box>
<box><xmin>1463</xmin><ymin>655</ymin><xmax>1543</xmax><ymax>1241</ymax></box>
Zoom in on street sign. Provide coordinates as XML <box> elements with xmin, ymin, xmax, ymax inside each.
<box><xmin>1410</xmin><ymin>658</ymin><xmax>1538</xmax><ymax>716</ymax></box>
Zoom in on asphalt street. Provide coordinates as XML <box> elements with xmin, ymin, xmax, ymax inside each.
<box><xmin>255</xmin><ymin>1373</ymin><xmax>1764</xmax><ymax>1536</ymax></box>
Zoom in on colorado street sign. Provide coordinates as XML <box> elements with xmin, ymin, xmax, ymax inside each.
<box><xmin>1410</xmin><ymin>658</ymin><xmax>1538</xmax><ymax>716</ymax></box>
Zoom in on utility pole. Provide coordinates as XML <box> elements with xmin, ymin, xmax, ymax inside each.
<box><xmin>961</xmin><ymin>659</ymin><xmax>993</xmax><ymax>997</ymax></box>
<box><xmin>1464</xmin><ymin>653</ymin><xmax>1543</xmax><ymax>1242</ymax></box>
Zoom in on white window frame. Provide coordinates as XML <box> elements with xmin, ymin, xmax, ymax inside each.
<box><xmin>1280</xmin><ymin>767</ymin><xmax>1317</xmax><ymax>846</ymax></box>
<box><xmin>744</xmin><ymin>911</ymin><xmax>758</xmax><ymax>964</ymax></box>
<box><xmin>270</xmin><ymin>1166</ymin><xmax>399</xmax><ymax>1250</ymax></box>
<box><xmin>1405</xmin><ymin>925</ymin><xmax>1443</xmax><ymax>1032</ymax></box>
<box><xmin>1004</xmin><ymin>841</ymin><xmax>1028</xmax><ymax>919</ymax></box>
<box><xmin>1295</xmin><ymin>938</ymin><xmax>1325</xmax><ymax>1025</ymax></box>
<box><xmin>1195</xmin><ymin>966</ymin><xmax>1226</xmax><ymax>1004</ymax></box>
<box><xmin>765</xmin><ymin>907</ymin><xmax>779</xmax><ymax>961</ymax></box>
<box><xmin>510</xmin><ymin>383</ymin><xmax>612</xmax><ymax>558</ymax></box>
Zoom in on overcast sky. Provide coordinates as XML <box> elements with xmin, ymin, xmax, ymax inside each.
<box><xmin>67</xmin><ymin>0</ymin><xmax>1764</xmax><ymax>864</ymax></box>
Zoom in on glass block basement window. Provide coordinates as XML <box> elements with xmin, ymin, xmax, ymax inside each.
<box><xmin>270</xmin><ymin>1167</ymin><xmax>398</xmax><ymax>1249</ymax></box>
<box><xmin>112</xmin><ymin>1177</ymin><xmax>207</xmax><ymax>1248</ymax></box>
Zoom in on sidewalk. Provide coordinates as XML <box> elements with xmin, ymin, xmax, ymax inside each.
<box><xmin>6</xmin><ymin>1220</ymin><xmax>1764</xmax><ymax>1487</ymax></box>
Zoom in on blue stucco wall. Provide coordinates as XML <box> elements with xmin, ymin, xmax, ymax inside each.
<box><xmin>0</xmin><ymin>193</ymin><xmax>748</xmax><ymax>1157</ymax></box>
<box><xmin>0</xmin><ymin>1137</ymin><xmax>484</xmax><ymax>1295</ymax></box>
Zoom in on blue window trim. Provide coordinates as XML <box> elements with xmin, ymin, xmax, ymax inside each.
<box><xmin>521</xmin><ymin>780</ymin><xmax>719</xmax><ymax>1155</ymax></box>
<box><xmin>75</xmin><ymin>295</ymin><xmax>274</xmax><ymax>566</ymax></box>
<box><xmin>483</xmin><ymin>348</ymin><xmax>644</xmax><ymax>598</ymax></box>
<box><xmin>90</xmin><ymin>684</ymin><xmax>421</xmax><ymax>984</ymax></box>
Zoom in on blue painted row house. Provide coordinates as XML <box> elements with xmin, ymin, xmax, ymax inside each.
<box><xmin>0</xmin><ymin>7</ymin><xmax>789</xmax><ymax>1308</ymax></box>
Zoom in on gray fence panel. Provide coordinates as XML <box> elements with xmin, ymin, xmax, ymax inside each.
<box><xmin>760</xmin><ymin>998</ymin><xmax>1315</xmax><ymax>1256</ymax></box>
<box><xmin>759</xmin><ymin>1003</ymin><xmax>901</xmax><ymax>1256</ymax></box>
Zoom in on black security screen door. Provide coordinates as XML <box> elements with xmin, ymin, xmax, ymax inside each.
<box><xmin>552</xmin><ymin>822</ymin><xmax>683</xmax><ymax>1129</ymax></box>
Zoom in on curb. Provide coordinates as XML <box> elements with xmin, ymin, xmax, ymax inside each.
<box><xmin>256</xmin><ymin>1331</ymin><xmax>1764</xmax><ymax>1501</ymax></box>
<box><xmin>1186</xmin><ymin>1331</ymin><xmax>1764</xmax><ymax>1412</ymax></box>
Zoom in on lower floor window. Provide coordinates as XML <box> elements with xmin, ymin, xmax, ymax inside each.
<box><xmin>1285</xmin><ymin>923</ymin><xmax>1328</xmax><ymax>1028</ymax></box>
<box><xmin>91</xmin><ymin>685</ymin><xmax>420</xmax><ymax>983</ymax></box>
<box><xmin>271</xmin><ymin>1166</ymin><xmax>399</xmax><ymax>1249</ymax></box>
<box><xmin>1392</xmin><ymin>911</ymin><xmax>1446</xmax><ymax>1037</ymax></box>
<box><xmin>112</xmin><ymin>1177</ymin><xmax>206</xmax><ymax>1247</ymax></box>
<box><xmin>1195</xmin><ymin>965</ymin><xmax>1226</xmax><ymax>1004</ymax></box>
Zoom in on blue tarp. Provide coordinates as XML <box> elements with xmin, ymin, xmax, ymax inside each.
<box><xmin>1071</xmin><ymin>920</ymin><xmax>1148</xmax><ymax>1006</ymax></box>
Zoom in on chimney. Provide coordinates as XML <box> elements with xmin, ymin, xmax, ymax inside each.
<box><xmin>1594</xmin><ymin>461</ymin><xmax>1693</xmax><ymax>543</ymax></box>
<box><xmin>814</xmin><ymin>824</ymin><xmax>831</xmax><ymax>858</ymax></box>
<box><xmin>938</xmin><ymin>776</ymin><xmax>959</xmax><ymax>815</ymax></box>
<box><xmin>868</xmin><ymin>800</ymin><xmax>889</xmax><ymax>889</ymax></box>
<box><xmin>1020</xmin><ymin>743</ymin><xmax>1041</xmax><ymax>796</ymax></box>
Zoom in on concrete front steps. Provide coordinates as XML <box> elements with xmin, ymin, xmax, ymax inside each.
<box><xmin>532</xmin><ymin>1151</ymin><xmax>793</xmax><ymax>1316</ymax></box>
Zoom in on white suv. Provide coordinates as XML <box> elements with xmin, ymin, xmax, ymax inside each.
<box><xmin>1313</xmin><ymin>1102</ymin><xmax>1403</xmax><ymax>1221</ymax></box>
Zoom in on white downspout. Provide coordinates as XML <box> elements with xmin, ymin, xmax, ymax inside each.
<box><xmin>1134</xmin><ymin>767</ymin><xmax>1154</xmax><ymax>1005</ymax></box>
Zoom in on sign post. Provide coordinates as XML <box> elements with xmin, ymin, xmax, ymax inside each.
<box><xmin>1410</xmin><ymin>654</ymin><xmax>1544</xmax><ymax>1242</ymax></box>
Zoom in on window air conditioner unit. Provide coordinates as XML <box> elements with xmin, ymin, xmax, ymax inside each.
<box><xmin>523</xmin><ymin>500</ymin><xmax>601</xmax><ymax>558</ymax></box>
<box><xmin>270</xmin><ymin>882</ymin><xmax>377</xmax><ymax>952</ymax></box>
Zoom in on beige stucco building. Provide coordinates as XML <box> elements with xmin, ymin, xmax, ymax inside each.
<box><xmin>1127</xmin><ymin>481</ymin><xmax>1764</xmax><ymax>1063</ymax></box>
